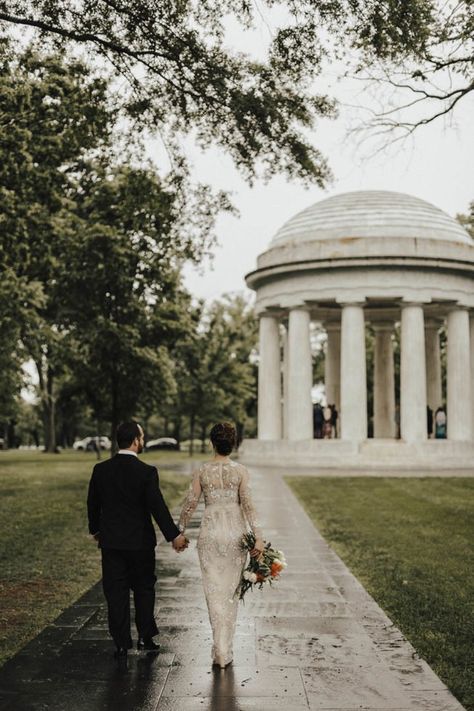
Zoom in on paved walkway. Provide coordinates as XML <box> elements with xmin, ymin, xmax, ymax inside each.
<box><xmin>0</xmin><ymin>466</ymin><xmax>465</xmax><ymax>710</ymax></box>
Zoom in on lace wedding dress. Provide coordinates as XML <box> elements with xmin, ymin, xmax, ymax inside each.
<box><xmin>178</xmin><ymin>459</ymin><xmax>262</xmax><ymax>667</ymax></box>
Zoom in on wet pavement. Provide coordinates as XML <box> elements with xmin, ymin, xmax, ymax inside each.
<box><xmin>0</xmin><ymin>465</ymin><xmax>466</xmax><ymax>710</ymax></box>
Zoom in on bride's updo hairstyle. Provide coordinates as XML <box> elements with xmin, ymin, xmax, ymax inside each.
<box><xmin>210</xmin><ymin>422</ymin><xmax>236</xmax><ymax>456</ymax></box>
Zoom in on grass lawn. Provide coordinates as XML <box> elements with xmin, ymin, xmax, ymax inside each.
<box><xmin>0</xmin><ymin>449</ymin><xmax>203</xmax><ymax>666</ymax></box>
<box><xmin>286</xmin><ymin>476</ymin><xmax>474</xmax><ymax>711</ymax></box>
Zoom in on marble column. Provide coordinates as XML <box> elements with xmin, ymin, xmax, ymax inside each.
<box><xmin>447</xmin><ymin>307</ymin><xmax>471</xmax><ymax>440</ymax></box>
<box><xmin>257</xmin><ymin>315</ymin><xmax>282</xmax><ymax>440</ymax></box>
<box><xmin>373</xmin><ymin>322</ymin><xmax>396</xmax><ymax>438</ymax></box>
<box><xmin>425</xmin><ymin>320</ymin><xmax>442</xmax><ymax>415</ymax></box>
<box><xmin>325</xmin><ymin>322</ymin><xmax>341</xmax><ymax>411</ymax></box>
<box><xmin>282</xmin><ymin>323</ymin><xmax>289</xmax><ymax>439</ymax></box>
<box><xmin>287</xmin><ymin>308</ymin><xmax>313</xmax><ymax>440</ymax></box>
<box><xmin>400</xmin><ymin>303</ymin><xmax>427</xmax><ymax>442</ymax></box>
<box><xmin>340</xmin><ymin>302</ymin><xmax>367</xmax><ymax>441</ymax></box>
<box><xmin>471</xmin><ymin>315</ymin><xmax>474</xmax><ymax>440</ymax></box>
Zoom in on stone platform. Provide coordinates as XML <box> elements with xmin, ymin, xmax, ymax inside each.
<box><xmin>0</xmin><ymin>466</ymin><xmax>466</xmax><ymax>710</ymax></box>
<box><xmin>241</xmin><ymin>438</ymin><xmax>474</xmax><ymax>471</ymax></box>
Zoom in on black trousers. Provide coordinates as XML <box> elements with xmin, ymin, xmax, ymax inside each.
<box><xmin>101</xmin><ymin>548</ymin><xmax>159</xmax><ymax>648</ymax></box>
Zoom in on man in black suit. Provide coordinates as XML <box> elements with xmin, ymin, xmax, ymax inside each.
<box><xmin>87</xmin><ymin>421</ymin><xmax>188</xmax><ymax>659</ymax></box>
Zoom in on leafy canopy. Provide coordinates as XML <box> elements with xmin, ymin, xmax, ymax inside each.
<box><xmin>1</xmin><ymin>1</ymin><xmax>471</xmax><ymax>161</ymax></box>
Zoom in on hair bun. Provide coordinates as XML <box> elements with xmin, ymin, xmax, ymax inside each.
<box><xmin>210</xmin><ymin>422</ymin><xmax>236</xmax><ymax>455</ymax></box>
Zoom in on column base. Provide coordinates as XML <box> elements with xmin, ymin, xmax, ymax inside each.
<box><xmin>240</xmin><ymin>438</ymin><xmax>474</xmax><ymax>471</ymax></box>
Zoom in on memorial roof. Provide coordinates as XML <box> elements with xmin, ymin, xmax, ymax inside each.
<box><xmin>270</xmin><ymin>191</ymin><xmax>472</xmax><ymax>248</ymax></box>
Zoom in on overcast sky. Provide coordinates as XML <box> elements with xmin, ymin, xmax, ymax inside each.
<box><xmin>179</xmin><ymin>91</ymin><xmax>474</xmax><ymax>303</ymax></box>
<box><xmin>163</xmin><ymin>16</ymin><xmax>474</xmax><ymax>304</ymax></box>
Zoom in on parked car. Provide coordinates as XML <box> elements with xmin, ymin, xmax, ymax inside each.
<box><xmin>73</xmin><ymin>436</ymin><xmax>111</xmax><ymax>451</ymax></box>
<box><xmin>145</xmin><ymin>437</ymin><xmax>179</xmax><ymax>451</ymax></box>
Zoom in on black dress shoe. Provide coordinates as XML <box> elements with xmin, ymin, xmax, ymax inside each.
<box><xmin>137</xmin><ymin>637</ymin><xmax>160</xmax><ymax>652</ymax></box>
<box><xmin>114</xmin><ymin>646</ymin><xmax>128</xmax><ymax>659</ymax></box>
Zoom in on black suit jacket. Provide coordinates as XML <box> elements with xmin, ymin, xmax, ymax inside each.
<box><xmin>87</xmin><ymin>454</ymin><xmax>180</xmax><ymax>550</ymax></box>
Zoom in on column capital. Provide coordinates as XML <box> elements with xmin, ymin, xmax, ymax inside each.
<box><xmin>287</xmin><ymin>303</ymin><xmax>311</xmax><ymax>313</ymax></box>
<box><xmin>335</xmin><ymin>297</ymin><xmax>366</xmax><ymax>307</ymax></box>
<box><xmin>399</xmin><ymin>298</ymin><xmax>429</xmax><ymax>308</ymax></box>
<box><xmin>257</xmin><ymin>309</ymin><xmax>283</xmax><ymax>320</ymax></box>
<box><xmin>372</xmin><ymin>320</ymin><xmax>395</xmax><ymax>333</ymax></box>
<box><xmin>446</xmin><ymin>303</ymin><xmax>470</xmax><ymax>314</ymax></box>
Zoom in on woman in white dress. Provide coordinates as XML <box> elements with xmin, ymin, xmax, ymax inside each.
<box><xmin>177</xmin><ymin>422</ymin><xmax>264</xmax><ymax>668</ymax></box>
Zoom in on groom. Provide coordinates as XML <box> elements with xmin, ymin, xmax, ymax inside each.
<box><xmin>87</xmin><ymin>421</ymin><xmax>188</xmax><ymax>659</ymax></box>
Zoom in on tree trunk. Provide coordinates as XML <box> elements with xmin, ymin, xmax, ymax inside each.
<box><xmin>141</xmin><ymin>415</ymin><xmax>149</xmax><ymax>442</ymax></box>
<box><xmin>35</xmin><ymin>357</ymin><xmax>58</xmax><ymax>453</ymax></box>
<box><xmin>110</xmin><ymin>380</ymin><xmax>119</xmax><ymax>456</ymax></box>
<box><xmin>173</xmin><ymin>416</ymin><xmax>181</xmax><ymax>445</ymax></box>
<box><xmin>236</xmin><ymin>421</ymin><xmax>244</xmax><ymax>450</ymax></box>
<box><xmin>110</xmin><ymin>415</ymin><xmax>119</xmax><ymax>456</ymax></box>
<box><xmin>189</xmin><ymin>412</ymin><xmax>195</xmax><ymax>457</ymax></box>
<box><xmin>96</xmin><ymin>420</ymin><xmax>101</xmax><ymax>461</ymax></box>
<box><xmin>7</xmin><ymin>419</ymin><xmax>16</xmax><ymax>449</ymax></box>
<box><xmin>43</xmin><ymin>367</ymin><xmax>58</xmax><ymax>453</ymax></box>
<box><xmin>200</xmin><ymin>422</ymin><xmax>207</xmax><ymax>453</ymax></box>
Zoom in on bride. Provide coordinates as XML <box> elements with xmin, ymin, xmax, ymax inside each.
<box><xmin>177</xmin><ymin>421</ymin><xmax>264</xmax><ymax>668</ymax></box>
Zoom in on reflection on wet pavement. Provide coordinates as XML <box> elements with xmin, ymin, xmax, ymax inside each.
<box><xmin>0</xmin><ymin>465</ymin><xmax>466</xmax><ymax>710</ymax></box>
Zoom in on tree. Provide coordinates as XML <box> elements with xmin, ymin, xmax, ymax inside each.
<box><xmin>14</xmin><ymin>398</ymin><xmax>42</xmax><ymax>447</ymax></box>
<box><xmin>60</xmin><ymin>162</ymin><xmax>198</xmax><ymax>452</ymax></box>
<box><xmin>170</xmin><ymin>294</ymin><xmax>258</xmax><ymax>454</ymax></box>
<box><xmin>338</xmin><ymin>1</ymin><xmax>474</xmax><ymax>144</ymax></box>
<box><xmin>457</xmin><ymin>204</ymin><xmax>474</xmax><ymax>240</ymax></box>
<box><xmin>1</xmin><ymin>45</ymin><xmax>222</xmax><ymax>451</ymax></box>
<box><xmin>0</xmin><ymin>45</ymin><xmax>114</xmax><ymax>450</ymax></box>
<box><xmin>0</xmin><ymin>1</ymin><xmax>338</xmax><ymax>187</ymax></box>
<box><xmin>1</xmin><ymin>2</ymin><xmax>471</xmax><ymax>155</ymax></box>
<box><xmin>0</xmin><ymin>271</ymin><xmax>41</xmax><ymax>445</ymax></box>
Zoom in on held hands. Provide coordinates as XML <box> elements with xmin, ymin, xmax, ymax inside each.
<box><xmin>172</xmin><ymin>533</ymin><xmax>189</xmax><ymax>553</ymax></box>
<box><xmin>249</xmin><ymin>538</ymin><xmax>264</xmax><ymax>559</ymax></box>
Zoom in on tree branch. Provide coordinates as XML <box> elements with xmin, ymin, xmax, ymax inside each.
<box><xmin>0</xmin><ymin>10</ymin><xmax>203</xmax><ymax>101</ymax></box>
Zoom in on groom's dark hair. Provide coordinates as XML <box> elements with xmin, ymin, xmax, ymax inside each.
<box><xmin>116</xmin><ymin>421</ymin><xmax>141</xmax><ymax>449</ymax></box>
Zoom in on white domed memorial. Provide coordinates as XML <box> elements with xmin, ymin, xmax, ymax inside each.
<box><xmin>242</xmin><ymin>190</ymin><xmax>474</xmax><ymax>469</ymax></box>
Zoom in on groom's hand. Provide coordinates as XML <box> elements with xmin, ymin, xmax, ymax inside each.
<box><xmin>172</xmin><ymin>533</ymin><xmax>188</xmax><ymax>552</ymax></box>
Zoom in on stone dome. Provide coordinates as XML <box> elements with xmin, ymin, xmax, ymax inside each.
<box><xmin>270</xmin><ymin>190</ymin><xmax>472</xmax><ymax>248</ymax></box>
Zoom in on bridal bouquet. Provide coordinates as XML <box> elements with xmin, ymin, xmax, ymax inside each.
<box><xmin>237</xmin><ymin>532</ymin><xmax>287</xmax><ymax>601</ymax></box>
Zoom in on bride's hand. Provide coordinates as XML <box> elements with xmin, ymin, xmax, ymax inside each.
<box><xmin>249</xmin><ymin>538</ymin><xmax>264</xmax><ymax>558</ymax></box>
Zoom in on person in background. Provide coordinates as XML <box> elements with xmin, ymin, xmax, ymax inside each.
<box><xmin>313</xmin><ymin>403</ymin><xmax>324</xmax><ymax>439</ymax></box>
<box><xmin>427</xmin><ymin>405</ymin><xmax>433</xmax><ymax>438</ymax></box>
<box><xmin>435</xmin><ymin>407</ymin><xmax>447</xmax><ymax>438</ymax></box>
<box><xmin>330</xmin><ymin>404</ymin><xmax>338</xmax><ymax>438</ymax></box>
<box><xmin>323</xmin><ymin>404</ymin><xmax>332</xmax><ymax>438</ymax></box>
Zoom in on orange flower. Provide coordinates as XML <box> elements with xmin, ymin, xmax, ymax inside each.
<box><xmin>271</xmin><ymin>562</ymin><xmax>282</xmax><ymax>577</ymax></box>
<box><xmin>256</xmin><ymin>573</ymin><xmax>265</xmax><ymax>583</ymax></box>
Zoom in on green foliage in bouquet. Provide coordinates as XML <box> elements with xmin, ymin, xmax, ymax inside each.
<box><xmin>237</xmin><ymin>532</ymin><xmax>287</xmax><ymax>601</ymax></box>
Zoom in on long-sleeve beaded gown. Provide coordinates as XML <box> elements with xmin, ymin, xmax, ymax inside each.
<box><xmin>177</xmin><ymin>459</ymin><xmax>262</xmax><ymax>667</ymax></box>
